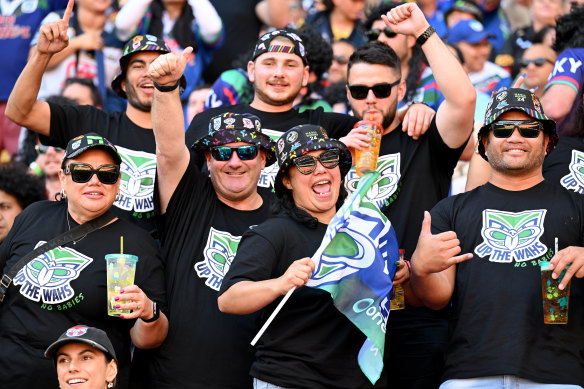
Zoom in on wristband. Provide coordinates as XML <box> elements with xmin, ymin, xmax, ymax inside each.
<box><xmin>153</xmin><ymin>80</ymin><xmax>180</xmax><ymax>92</ymax></box>
<box><xmin>416</xmin><ymin>25</ymin><xmax>436</xmax><ymax>46</ymax></box>
<box><xmin>404</xmin><ymin>259</ymin><xmax>411</xmax><ymax>271</ymax></box>
<box><xmin>141</xmin><ymin>301</ymin><xmax>160</xmax><ymax>323</ymax></box>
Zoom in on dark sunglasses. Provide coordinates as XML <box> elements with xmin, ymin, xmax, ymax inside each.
<box><xmin>333</xmin><ymin>55</ymin><xmax>349</xmax><ymax>65</ymax></box>
<box><xmin>293</xmin><ymin>149</ymin><xmax>340</xmax><ymax>175</ymax></box>
<box><xmin>64</xmin><ymin>163</ymin><xmax>120</xmax><ymax>184</ymax></box>
<box><xmin>348</xmin><ymin>79</ymin><xmax>401</xmax><ymax>100</ymax></box>
<box><xmin>491</xmin><ymin>120</ymin><xmax>543</xmax><ymax>138</ymax></box>
<box><xmin>210</xmin><ymin>145</ymin><xmax>258</xmax><ymax>161</ymax></box>
<box><xmin>35</xmin><ymin>144</ymin><xmax>64</xmax><ymax>154</ymax></box>
<box><xmin>519</xmin><ymin>57</ymin><xmax>554</xmax><ymax>68</ymax></box>
<box><xmin>365</xmin><ymin>27</ymin><xmax>397</xmax><ymax>41</ymax></box>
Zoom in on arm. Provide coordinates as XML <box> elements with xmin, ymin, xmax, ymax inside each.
<box><xmin>383</xmin><ymin>3</ymin><xmax>476</xmax><ymax>149</ymax></box>
<box><xmin>114</xmin><ymin>0</ymin><xmax>153</xmax><ymax>42</ymax></box>
<box><xmin>148</xmin><ymin>48</ymin><xmax>193</xmax><ymax>213</ymax></box>
<box><xmin>410</xmin><ymin>211</ymin><xmax>472</xmax><ymax>309</ymax></box>
<box><xmin>5</xmin><ymin>0</ymin><xmax>75</xmax><ymax>135</ymax></box>
<box><xmin>218</xmin><ymin>257</ymin><xmax>315</xmax><ymax>315</ymax></box>
<box><xmin>255</xmin><ymin>0</ymin><xmax>289</xmax><ymax>28</ymax></box>
<box><xmin>465</xmin><ymin>151</ymin><xmax>491</xmax><ymax>191</ymax></box>
<box><xmin>189</xmin><ymin>0</ymin><xmax>222</xmax><ymax>44</ymax></box>
<box><xmin>541</xmin><ymin>84</ymin><xmax>578</xmax><ymax>123</ymax></box>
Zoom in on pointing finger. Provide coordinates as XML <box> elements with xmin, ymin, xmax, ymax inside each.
<box><xmin>62</xmin><ymin>0</ymin><xmax>74</xmax><ymax>25</ymax></box>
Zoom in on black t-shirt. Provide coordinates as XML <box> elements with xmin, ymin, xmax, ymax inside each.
<box><xmin>431</xmin><ymin>181</ymin><xmax>584</xmax><ymax>385</ymax></box>
<box><xmin>0</xmin><ymin>201</ymin><xmax>166</xmax><ymax>389</ymax></box>
<box><xmin>44</xmin><ymin>103</ymin><xmax>158</xmax><ymax>236</ymax></box>
<box><xmin>186</xmin><ymin>104</ymin><xmax>358</xmax><ymax>196</ymax></box>
<box><xmin>142</xmin><ymin>151</ymin><xmax>272</xmax><ymax>388</ymax></box>
<box><xmin>219</xmin><ymin>216</ymin><xmax>374</xmax><ymax>389</ymax></box>
<box><xmin>543</xmin><ymin>136</ymin><xmax>584</xmax><ymax>194</ymax></box>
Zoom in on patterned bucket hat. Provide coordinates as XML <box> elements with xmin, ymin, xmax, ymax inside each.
<box><xmin>274</xmin><ymin>124</ymin><xmax>352</xmax><ymax>197</ymax></box>
<box><xmin>477</xmin><ymin>88</ymin><xmax>557</xmax><ymax>161</ymax></box>
<box><xmin>111</xmin><ymin>34</ymin><xmax>186</xmax><ymax>99</ymax></box>
<box><xmin>61</xmin><ymin>133</ymin><xmax>122</xmax><ymax>168</ymax></box>
<box><xmin>252</xmin><ymin>29</ymin><xmax>308</xmax><ymax>65</ymax></box>
<box><xmin>191</xmin><ymin>112</ymin><xmax>276</xmax><ymax>166</ymax></box>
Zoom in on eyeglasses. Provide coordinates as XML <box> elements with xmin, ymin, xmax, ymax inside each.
<box><xmin>35</xmin><ymin>144</ymin><xmax>64</xmax><ymax>154</ymax></box>
<box><xmin>348</xmin><ymin>80</ymin><xmax>401</xmax><ymax>100</ymax></box>
<box><xmin>332</xmin><ymin>55</ymin><xmax>349</xmax><ymax>65</ymax></box>
<box><xmin>519</xmin><ymin>57</ymin><xmax>554</xmax><ymax>68</ymax></box>
<box><xmin>365</xmin><ymin>28</ymin><xmax>397</xmax><ymax>41</ymax></box>
<box><xmin>64</xmin><ymin>163</ymin><xmax>120</xmax><ymax>184</ymax></box>
<box><xmin>210</xmin><ymin>145</ymin><xmax>258</xmax><ymax>161</ymax></box>
<box><xmin>293</xmin><ymin>149</ymin><xmax>340</xmax><ymax>175</ymax></box>
<box><xmin>491</xmin><ymin>120</ymin><xmax>543</xmax><ymax>138</ymax></box>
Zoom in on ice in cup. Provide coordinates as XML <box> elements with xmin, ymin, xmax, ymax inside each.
<box><xmin>540</xmin><ymin>261</ymin><xmax>570</xmax><ymax>324</ymax></box>
<box><xmin>353</xmin><ymin>120</ymin><xmax>383</xmax><ymax>177</ymax></box>
<box><xmin>105</xmin><ymin>254</ymin><xmax>138</xmax><ymax>317</ymax></box>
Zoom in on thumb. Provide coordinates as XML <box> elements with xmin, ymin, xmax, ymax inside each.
<box><xmin>420</xmin><ymin>211</ymin><xmax>432</xmax><ymax>236</ymax></box>
<box><xmin>181</xmin><ymin>46</ymin><xmax>194</xmax><ymax>61</ymax></box>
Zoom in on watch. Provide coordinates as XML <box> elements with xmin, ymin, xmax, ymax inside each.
<box><xmin>153</xmin><ymin>80</ymin><xmax>180</xmax><ymax>92</ymax></box>
<box><xmin>416</xmin><ymin>25</ymin><xmax>436</xmax><ymax>46</ymax></box>
<box><xmin>142</xmin><ymin>301</ymin><xmax>160</xmax><ymax>323</ymax></box>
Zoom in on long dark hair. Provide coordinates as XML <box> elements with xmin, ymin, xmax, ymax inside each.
<box><xmin>148</xmin><ymin>0</ymin><xmax>197</xmax><ymax>49</ymax></box>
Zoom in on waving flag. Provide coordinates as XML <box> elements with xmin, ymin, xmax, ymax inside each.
<box><xmin>307</xmin><ymin>171</ymin><xmax>399</xmax><ymax>384</ymax></box>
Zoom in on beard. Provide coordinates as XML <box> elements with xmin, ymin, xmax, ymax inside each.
<box><xmin>354</xmin><ymin>104</ymin><xmax>397</xmax><ymax>129</ymax></box>
<box><xmin>486</xmin><ymin>136</ymin><xmax>547</xmax><ymax>174</ymax></box>
<box><xmin>254</xmin><ymin>83</ymin><xmax>300</xmax><ymax>107</ymax></box>
<box><xmin>125</xmin><ymin>82</ymin><xmax>152</xmax><ymax>112</ymax></box>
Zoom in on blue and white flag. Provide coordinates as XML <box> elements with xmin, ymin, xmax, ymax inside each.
<box><xmin>307</xmin><ymin>171</ymin><xmax>399</xmax><ymax>384</ymax></box>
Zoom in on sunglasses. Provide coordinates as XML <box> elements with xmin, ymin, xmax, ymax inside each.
<box><xmin>293</xmin><ymin>149</ymin><xmax>340</xmax><ymax>175</ymax></box>
<box><xmin>64</xmin><ymin>163</ymin><xmax>120</xmax><ymax>184</ymax></box>
<box><xmin>333</xmin><ymin>55</ymin><xmax>349</xmax><ymax>65</ymax></box>
<box><xmin>210</xmin><ymin>145</ymin><xmax>258</xmax><ymax>161</ymax></box>
<box><xmin>365</xmin><ymin>27</ymin><xmax>397</xmax><ymax>41</ymax></box>
<box><xmin>491</xmin><ymin>120</ymin><xmax>543</xmax><ymax>138</ymax></box>
<box><xmin>35</xmin><ymin>144</ymin><xmax>64</xmax><ymax>154</ymax></box>
<box><xmin>519</xmin><ymin>57</ymin><xmax>554</xmax><ymax>68</ymax></box>
<box><xmin>348</xmin><ymin>79</ymin><xmax>401</xmax><ymax>100</ymax></box>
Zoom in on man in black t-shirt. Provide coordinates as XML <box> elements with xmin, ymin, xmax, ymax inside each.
<box><xmin>6</xmin><ymin>3</ymin><xmax>180</xmax><ymax>236</ymax></box>
<box><xmin>411</xmin><ymin>88</ymin><xmax>584</xmax><ymax>386</ymax></box>
<box><xmin>134</xmin><ymin>48</ymin><xmax>277</xmax><ymax>388</ymax></box>
<box><xmin>340</xmin><ymin>4</ymin><xmax>476</xmax><ymax>388</ymax></box>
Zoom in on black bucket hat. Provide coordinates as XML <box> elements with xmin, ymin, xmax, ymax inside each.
<box><xmin>274</xmin><ymin>124</ymin><xmax>352</xmax><ymax>197</ymax></box>
<box><xmin>252</xmin><ymin>29</ymin><xmax>308</xmax><ymax>65</ymax></box>
<box><xmin>192</xmin><ymin>112</ymin><xmax>276</xmax><ymax>166</ymax></box>
<box><xmin>477</xmin><ymin>88</ymin><xmax>557</xmax><ymax>161</ymax></box>
<box><xmin>45</xmin><ymin>325</ymin><xmax>117</xmax><ymax>362</ymax></box>
<box><xmin>111</xmin><ymin>34</ymin><xmax>187</xmax><ymax>99</ymax></box>
<box><xmin>61</xmin><ymin>133</ymin><xmax>122</xmax><ymax>169</ymax></box>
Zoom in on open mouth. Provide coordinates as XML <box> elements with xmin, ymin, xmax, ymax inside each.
<box><xmin>312</xmin><ymin>180</ymin><xmax>332</xmax><ymax>197</ymax></box>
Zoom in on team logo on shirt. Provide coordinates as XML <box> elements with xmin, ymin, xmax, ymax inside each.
<box><xmin>560</xmin><ymin>150</ymin><xmax>584</xmax><ymax>194</ymax></box>
<box><xmin>475</xmin><ymin>209</ymin><xmax>548</xmax><ymax>263</ymax></box>
<box><xmin>13</xmin><ymin>243</ymin><xmax>93</xmax><ymax>304</ymax></box>
<box><xmin>344</xmin><ymin>154</ymin><xmax>401</xmax><ymax>209</ymax></box>
<box><xmin>195</xmin><ymin>228</ymin><xmax>242</xmax><ymax>291</ymax></box>
<box><xmin>115</xmin><ymin>146</ymin><xmax>157</xmax><ymax>213</ymax></box>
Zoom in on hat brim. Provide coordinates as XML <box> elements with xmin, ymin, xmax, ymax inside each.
<box><xmin>45</xmin><ymin>338</ymin><xmax>116</xmax><ymax>362</ymax></box>
<box><xmin>274</xmin><ymin>140</ymin><xmax>352</xmax><ymax>198</ymax></box>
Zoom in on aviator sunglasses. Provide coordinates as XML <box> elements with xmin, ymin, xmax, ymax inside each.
<box><xmin>64</xmin><ymin>163</ymin><xmax>120</xmax><ymax>184</ymax></box>
<box><xmin>210</xmin><ymin>145</ymin><xmax>258</xmax><ymax>161</ymax></box>
<box><xmin>348</xmin><ymin>79</ymin><xmax>401</xmax><ymax>100</ymax></box>
<box><xmin>519</xmin><ymin>57</ymin><xmax>554</xmax><ymax>68</ymax></box>
<box><xmin>293</xmin><ymin>149</ymin><xmax>340</xmax><ymax>175</ymax></box>
<box><xmin>491</xmin><ymin>120</ymin><xmax>543</xmax><ymax>138</ymax></box>
<box><xmin>365</xmin><ymin>27</ymin><xmax>397</xmax><ymax>41</ymax></box>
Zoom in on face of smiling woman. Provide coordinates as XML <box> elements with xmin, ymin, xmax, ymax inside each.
<box><xmin>56</xmin><ymin>343</ymin><xmax>117</xmax><ymax>389</ymax></box>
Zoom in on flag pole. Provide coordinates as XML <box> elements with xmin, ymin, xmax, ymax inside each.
<box><xmin>250</xmin><ymin>172</ymin><xmax>379</xmax><ymax>346</ymax></box>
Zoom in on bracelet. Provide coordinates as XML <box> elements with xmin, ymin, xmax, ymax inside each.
<box><xmin>416</xmin><ymin>25</ymin><xmax>436</xmax><ymax>46</ymax></box>
<box><xmin>153</xmin><ymin>80</ymin><xmax>180</xmax><ymax>93</ymax></box>
<box><xmin>404</xmin><ymin>260</ymin><xmax>411</xmax><ymax>271</ymax></box>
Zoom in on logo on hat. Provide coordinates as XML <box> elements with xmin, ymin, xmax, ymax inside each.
<box><xmin>242</xmin><ymin>118</ymin><xmax>253</xmax><ymax>129</ymax></box>
<box><xmin>66</xmin><ymin>326</ymin><xmax>89</xmax><ymax>337</ymax></box>
<box><xmin>514</xmin><ymin>92</ymin><xmax>526</xmax><ymax>102</ymax></box>
<box><xmin>224</xmin><ymin>118</ymin><xmax>236</xmax><ymax>128</ymax></box>
<box><xmin>286</xmin><ymin>131</ymin><xmax>298</xmax><ymax>143</ymax></box>
<box><xmin>496</xmin><ymin>91</ymin><xmax>507</xmax><ymax>101</ymax></box>
<box><xmin>71</xmin><ymin>140</ymin><xmax>81</xmax><ymax>150</ymax></box>
<box><xmin>277</xmin><ymin>138</ymin><xmax>285</xmax><ymax>153</ymax></box>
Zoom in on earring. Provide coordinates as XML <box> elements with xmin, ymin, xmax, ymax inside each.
<box><xmin>59</xmin><ymin>189</ymin><xmax>67</xmax><ymax>200</ymax></box>
<box><xmin>107</xmin><ymin>382</ymin><xmax>113</xmax><ymax>388</ymax></box>
<box><xmin>115</xmin><ymin>193</ymin><xmax>121</xmax><ymax>202</ymax></box>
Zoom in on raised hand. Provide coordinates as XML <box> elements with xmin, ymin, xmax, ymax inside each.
<box><xmin>148</xmin><ymin>47</ymin><xmax>193</xmax><ymax>87</ymax></box>
<box><xmin>548</xmin><ymin>246</ymin><xmax>584</xmax><ymax>290</ymax></box>
<box><xmin>36</xmin><ymin>0</ymin><xmax>74</xmax><ymax>55</ymax></box>
<box><xmin>381</xmin><ymin>3</ymin><xmax>430</xmax><ymax>38</ymax></box>
<box><xmin>412</xmin><ymin>211</ymin><xmax>473</xmax><ymax>276</ymax></box>
<box><xmin>276</xmin><ymin>257</ymin><xmax>315</xmax><ymax>294</ymax></box>
<box><xmin>401</xmin><ymin>102</ymin><xmax>436</xmax><ymax>140</ymax></box>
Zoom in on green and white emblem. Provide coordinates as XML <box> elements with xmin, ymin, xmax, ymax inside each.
<box><xmin>115</xmin><ymin>146</ymin><xmax>156</xmax><ymax>213</ymax></box>
<box><xmin>344</xmin><ymin>154</ymin><xmax>401</xmax><ymax>209</ymax></box>
<box><xmin>195</xmin><ymin>228</ymin><xmax>242</xmax><ymax>291</ymax></box>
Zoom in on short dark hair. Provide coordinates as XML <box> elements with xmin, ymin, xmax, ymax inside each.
<box><xmin>347</xmin><ymin>41</ymin><xmax>401</xmax><ymax>80</ymax></box>
<box><xmin>365</xmin><ymin>1</ymin><xmax>405</xmax><ymax>30</ymax></box>
<box><xmin>62</xmin><ymin>78</ymin><xmax>104</xmax><ymax>107</ymax></box>
<box><xmin>553</xmin><ymin>6</ymin><xmax>584</xmax><ymax>53</ymax></box>
<box><xmin>0</xmin><ymin>163</ymin><xmax>46</xmax><ymax>208</ymax></box>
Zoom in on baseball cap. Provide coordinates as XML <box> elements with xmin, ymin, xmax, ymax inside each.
<box><xmin>45</xmin><ymin>325</ymin><xmax>117</xmax><ymax>362</ymax></box>
<box><xmin>111</xmin><ymin>34</ymin><xmax>187</xmax><ymax>99</ymax></box>
<box><xmin>61</xmin><ymin>133</ymin><xmax>122</xmax><ymax>169</ymax></box>
<box><xmin>274</xmin><ymin>124</ymin><xmax>352</xmax><ymax>197</ymax></box>
<box><xmin>447</xmin><ymin>20</ymin><xmax>492</xmax><ymax>45</ymax></box>
<box><xmin>477</xmin><ymin>88</ymin><xmax>558</xmax><ymax>160</ymax></box>
<box><xmin>445</xmin><ymin>0</ymin><xmax>483</xmax><ymax>24</ymax></box>
<box><xmin>192</xmin><ymin>113</ymin><xmax>277</xmax><ymax>166</ymax></box>
<box><xmin>252</xmin><ymin>29</ymin><xmax>308</xmax><ymax>65</ymax></box>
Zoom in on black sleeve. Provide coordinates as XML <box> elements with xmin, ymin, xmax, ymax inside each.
<box><xmin>429</xmin><ymin>117</ymin><xmax>470</xmax><ymax>174</ymax></box>
<box><xmin>317</xmin><ymin>111</ymin><xmax>358</xmax><ymax>139</ymax></box>
<box><xmin>429</xmin><ymin>196</ymin><xmax>455</xmax><ymax>235</ymax></box>
<box><xmin>42</xmin><ymin>103</ymin><xmax>108</xmax><ymax>147</ymax></box>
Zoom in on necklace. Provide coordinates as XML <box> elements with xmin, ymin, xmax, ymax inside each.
<box><xmin>66</xmin><ymin>210</ymin><xmax>88</xmax><ymax>245</ymax></box>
